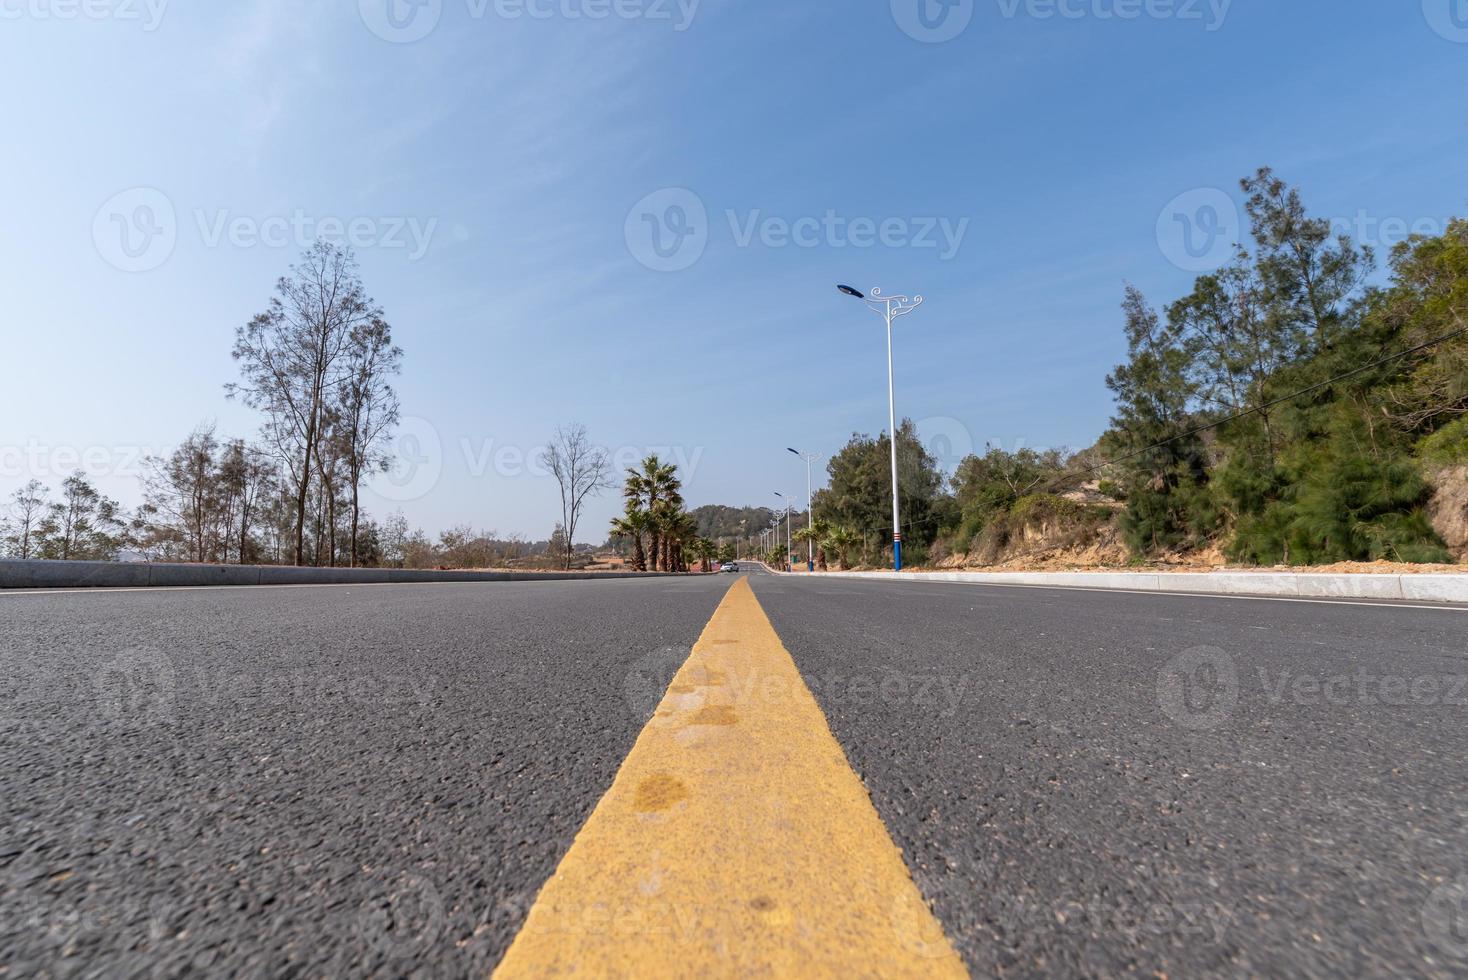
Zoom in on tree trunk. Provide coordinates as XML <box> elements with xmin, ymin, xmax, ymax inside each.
<box><xmin>348</xmin><ymin>464</ymin><xmax>361</xmax><ymax>567</ymax></box>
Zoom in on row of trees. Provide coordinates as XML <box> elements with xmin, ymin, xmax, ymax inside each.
<box><xmin>790</xmin><ymin>169</ymin><xmax>1464</xmax><ymax>569</ymax></box>
<box><xmin>0</xmin><ymin>468</ymin><xmax>563</xmax><ymax>571</ymax></box>
<box><xmin>1101</xmin><ymin>168</ymin><xmax>1464</xmax><ymax>564</ymax></box>
<box><xmin>609</xmin><ymin>455</ymin><xmax>733</xmax><ymax>572</ymax></box>
<box><xmin>1</xmin><ymin>244</ymin><xmax>409</xmax><ymax>568</ymax></box>
<box><xmin>227</xmin><ymin>242</ymin><xmax>403</xmax><ymax>566</ymax></box>
<box><xmin>1</xmin><ymin>475</ymin><xmax>127</xmax><ymax>561</ymax></box>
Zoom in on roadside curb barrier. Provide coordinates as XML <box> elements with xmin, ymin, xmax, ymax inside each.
<box><xmin>780</xmin><ymin>568</ymin><xmax>1468</xmax><ymax>604</ymax></box>
<box><xmin>0</xmin><ymin>559</ymin><xmax>682</xmax><ymax>590</ymax></box>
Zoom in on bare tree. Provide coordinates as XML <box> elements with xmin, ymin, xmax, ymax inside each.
<box><xmin>336</xmin><ymin>318</ymin><xmax>401</xmax><ymax>566</ymax></box>
<box><xmin>218</xmin><ymin>440</ymin><xmax>276</xmax><ymax>564</ymax></box>
<box><xmin>5</xmin><ymin>480</ymin><xmax>49</xmax><ymax>559</ymax></box>
<box><xmin>540</xmin><ymin>424</ymin><xmax>612</xmax><ymax>569</ymax></box>
<box><xmin>142</xmin><ymin>425</ymin><xmax>222</xmax><ymax>563</ymax></box>
<box><xmin>36</xmin><ymin>473</ymin><xmax>126</xmax><ymax>561</ymax></box>
<box><xmin>228</xmin><ymin>243</ymin><xmax>383</xmax><ymax>565</ymax></box>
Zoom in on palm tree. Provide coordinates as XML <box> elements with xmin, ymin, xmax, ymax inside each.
<box><xmin>794</xmin><ymin>518</ymin><xmax>833</xmax><ymax>571</ymax></box>
<box><xmin>655</xmin><ymin>507</ymin><xmax>698</xmax><ymax>572</ymax></box>
<box><xmin>624</xmin><ymin>455</ymin><xmax>681</xmax><ymax>572</ymax></box>
<box><xmin>610</xmin><ymin>507</ymin><xmax>651</xmax><ymax>571</ymax></box>
<box><xmin>824</xmin><ymin>525</ymin><xmax>859</xmax><ymax>569</ymax></box>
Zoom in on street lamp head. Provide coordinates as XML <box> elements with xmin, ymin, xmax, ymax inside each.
<box><xmin>837</xmin><ymin>284</ymin><xmax>865</xmax><ymax>299</ymax></box>
<box><xmin>787</xmin><ymin>448</ymin><xmax>800</xmax><ymax>456</ymax></box>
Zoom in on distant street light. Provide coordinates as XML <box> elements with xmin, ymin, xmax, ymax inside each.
<box><xmin>788</xmin><ymin>448</ymin><xmax>821</xmax><ymax>572</ymax></box>
<box><xmin>774</xmin><ymin>492</ymin><xmax>794</xmax><ymax>572</ymax></box>
<box><xmin>838</xmin><ymin>284</ymin><xmax>923</xmax><ymax>571</ymax></box>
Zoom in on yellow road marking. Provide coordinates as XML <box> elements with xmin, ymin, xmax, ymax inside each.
<box><xmin>494</xmin><ymin>577</ymin><xmax>968</xmax><ymax>978</ymax></box>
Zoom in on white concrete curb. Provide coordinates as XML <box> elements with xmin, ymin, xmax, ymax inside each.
<box><xmin>780</xmin><ymin>569</ymin><xmax>1468</xmax><ymax>604</ymax></box>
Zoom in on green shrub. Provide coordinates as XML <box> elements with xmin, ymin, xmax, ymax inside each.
<box><xmin>1419</xmin><ymin>417</ymin><xmax>1468</xmax><ymax>470</ymax></box>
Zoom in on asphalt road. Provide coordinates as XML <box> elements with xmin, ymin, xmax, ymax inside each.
<box><xmin>1</xmin><ymin>578</ymin><xmax>729</xmax><ymax>977</ymax></box>
<box><xmin>3</xmin><ymin>574</ymin><xmax>1467</xmax><ymax>977</ymax></box>
<box><xmin>751</xmin><ymin>576</ymin><xmax>1468</xmax><ymax>978</ymax></box>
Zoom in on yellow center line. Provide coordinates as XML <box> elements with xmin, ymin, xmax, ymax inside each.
<box><xmin>493</xmin><ymin>576</ymin><xmax>968</xmax><ymax>978</ymax></box>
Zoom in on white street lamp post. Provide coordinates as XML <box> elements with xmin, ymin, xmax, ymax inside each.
<box><xmin>788</xmin><ymin>448</ymin><xmax>821</xmax><ymax>572</ymax></box>
<box><xmin>838</xmin><ymin>285</ymin><xmax>923</xmax><ymax>572</ymax></box>
<box><xmin>775</xmin><ymin>493</ymin><xmax>794</xmax><ymax>572</ymax></box>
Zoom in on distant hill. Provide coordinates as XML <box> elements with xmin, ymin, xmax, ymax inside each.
<box><xmin>690</xmin><ymin>505</ymin><xmax>777</xmax><ymax>541</ymax></box>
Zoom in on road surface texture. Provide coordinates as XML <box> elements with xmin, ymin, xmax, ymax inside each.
<box><xmin>750</xmin><ymin>575</ymin><xmax>1468</xmax><ymax>977</ymax></box>
<box><xmin>1</xmin><ymin>578</ymin><xmax>728</xmax><ymax>977</ymax></box>
<box><xmin>3</xmin><ymin>572</ymin><xmax>1467</xmax><ymax>977</ymax></box>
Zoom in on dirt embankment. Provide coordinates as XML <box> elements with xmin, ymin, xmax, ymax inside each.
<box><xmin>926</xmin><ymin>474</ymin><xmax>1468</xmax><ymax>574</ymax></box>
<box><xmin>1429</xmin><ymin>465</ymin><xmax>1468</xmax><ymax>561</ymax></box>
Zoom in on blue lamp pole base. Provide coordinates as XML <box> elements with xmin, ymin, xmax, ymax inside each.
<box><xmin>893</xmin><ymin>539</ymin><xmax>903</xmax><ymax>572</ymax></box>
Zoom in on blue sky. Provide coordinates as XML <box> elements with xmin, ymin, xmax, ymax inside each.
<box><xmin>3</xmin><ymin>0</ymin><xmax>1466</xmax><ymax>540</ymax></box>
